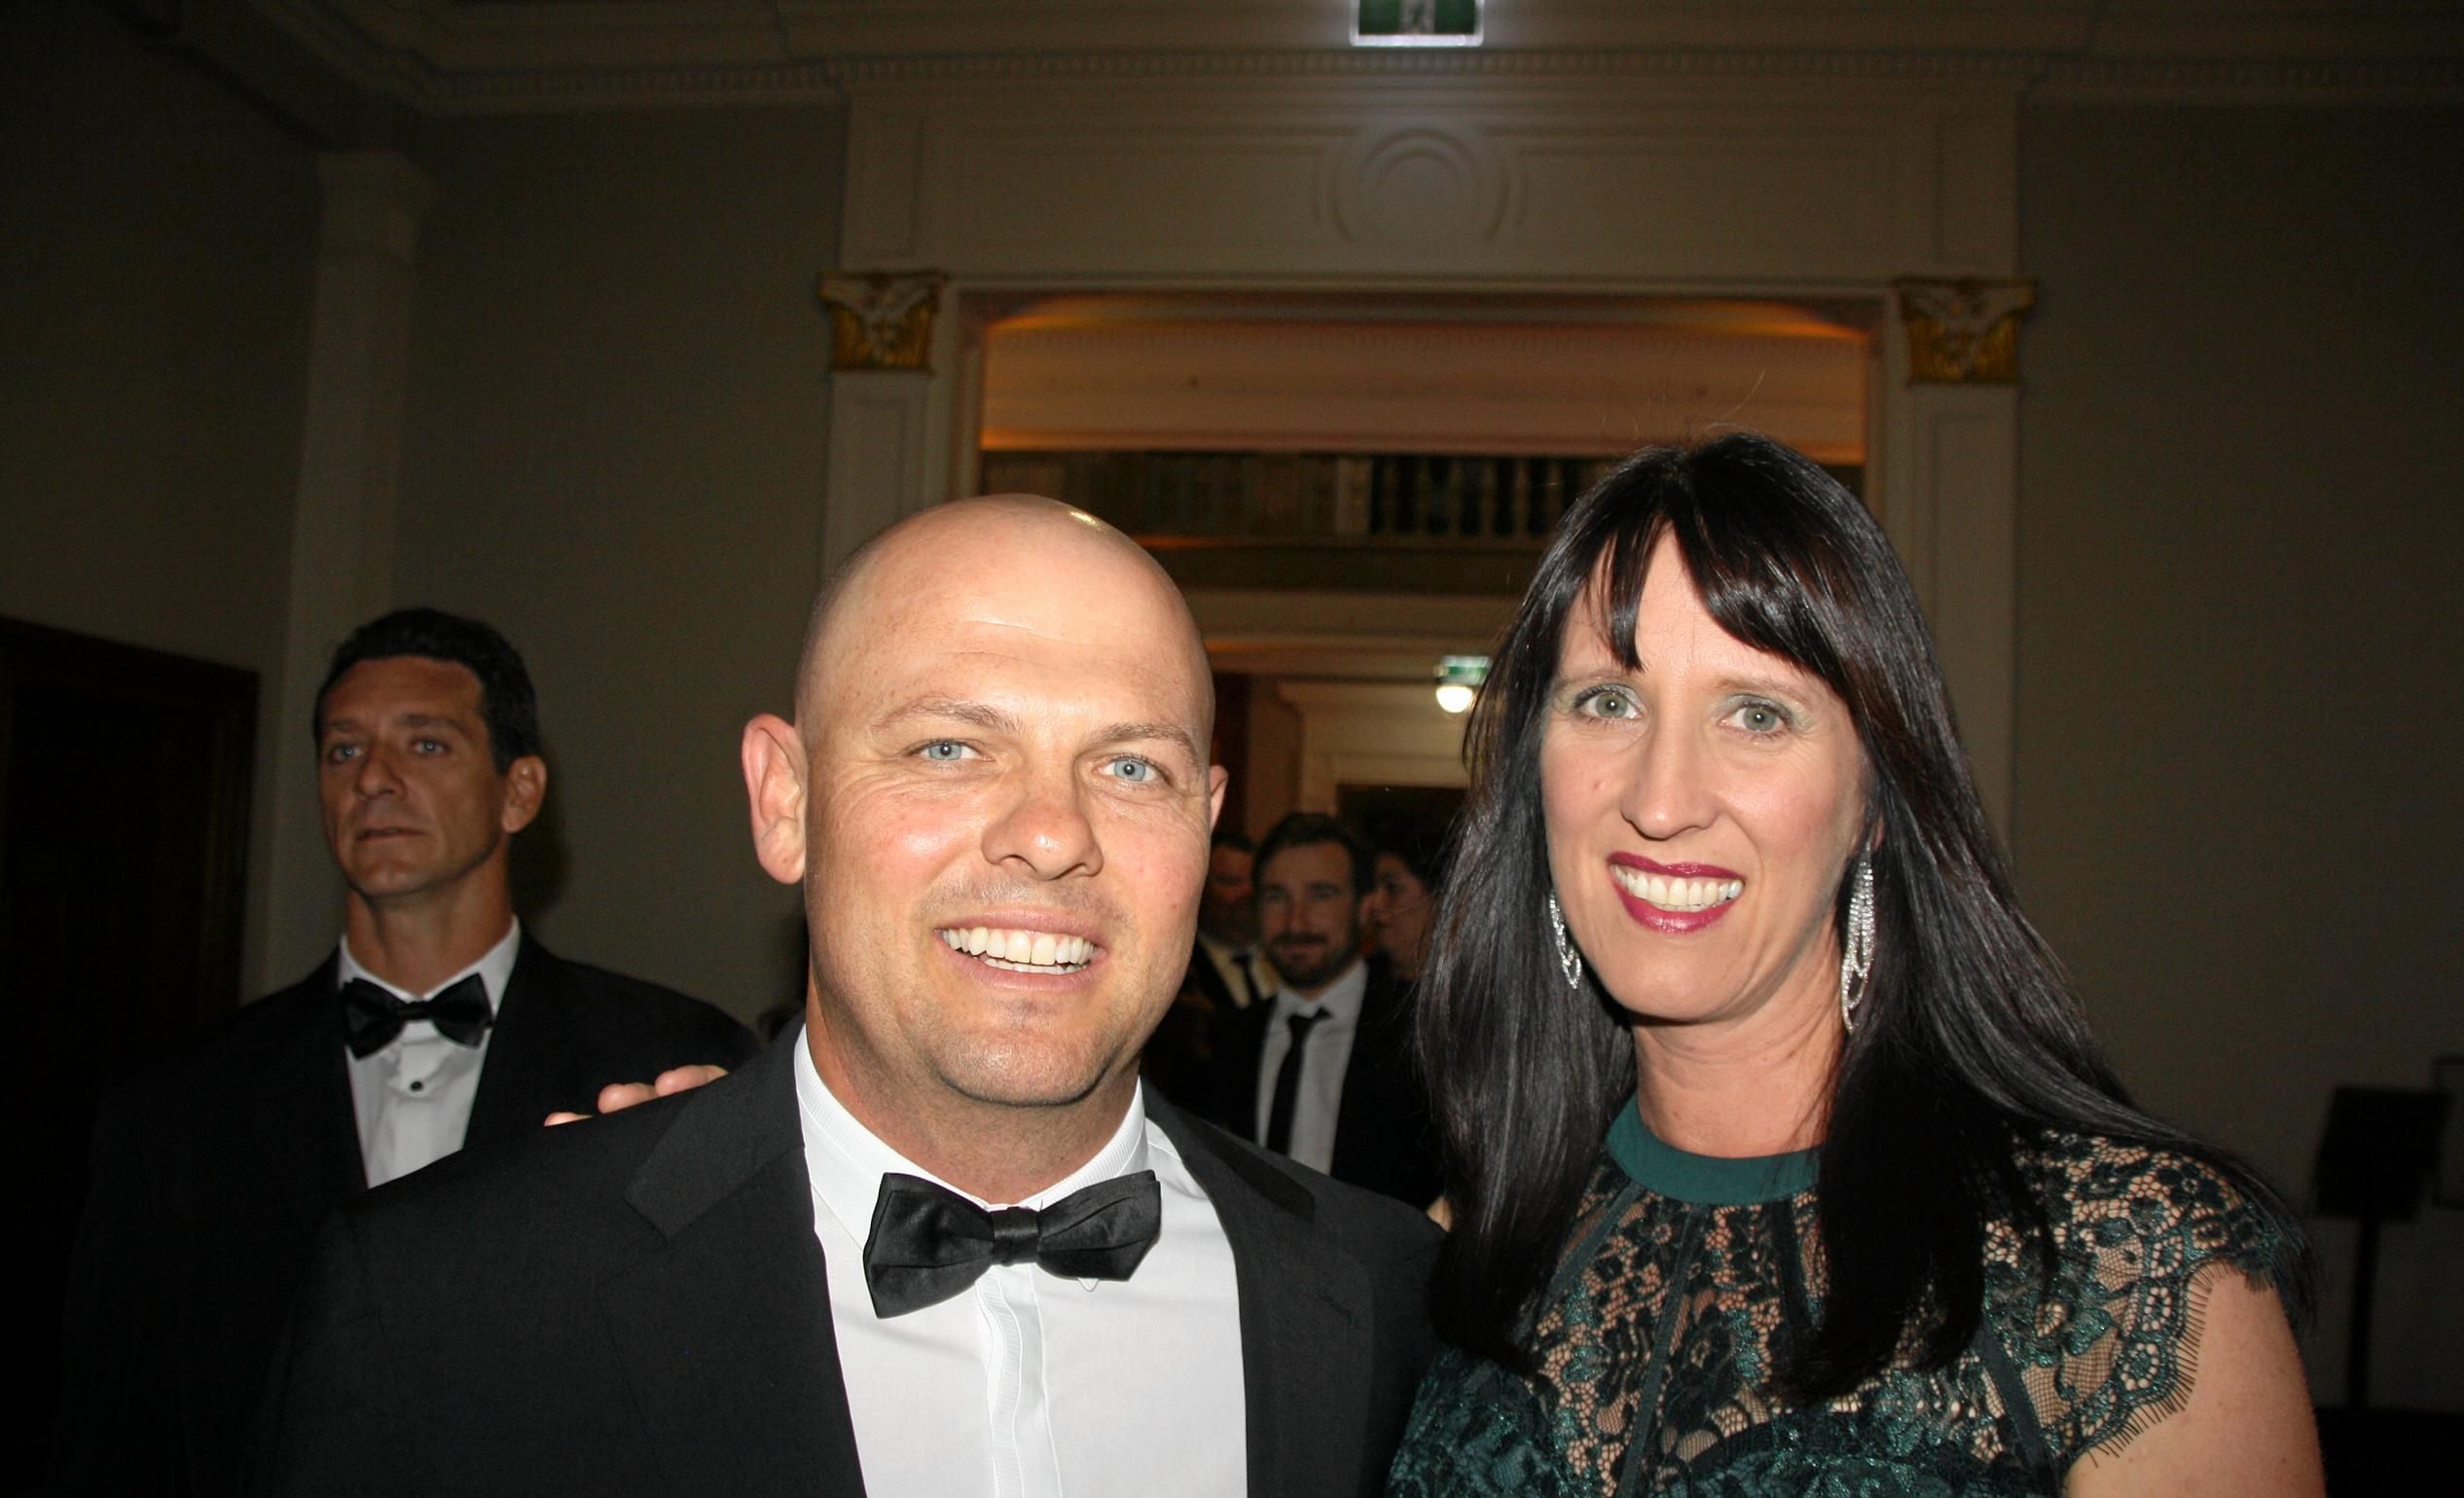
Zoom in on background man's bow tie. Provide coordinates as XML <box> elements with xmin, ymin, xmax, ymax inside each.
<box><xmin>862</xmin><ymin>1169</ymin><xmax>1162</xmax><ymax>1317</ymax></box>
<box><xmin>340</xmin><ymin>973</ymin><xmax>493</xmax><ymax>1058</ymax></box>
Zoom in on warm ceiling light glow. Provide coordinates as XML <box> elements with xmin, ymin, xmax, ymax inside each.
<box><xmin>1435</xmin><ymin>682</ymin><xmax>1477</xmax><ymax>714</ymax></box>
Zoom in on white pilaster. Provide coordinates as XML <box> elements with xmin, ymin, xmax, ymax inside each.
<box><xmin>1875</xmin><ymin>311</ymin><xmax>2019</xmax><ymax>844</ymax></box>
<box><xmin>819</xmin><ymin>282</ymin><xmax>961</xmax><ymax>570</ymax></box>
<box><xmin>255</xmin><ymin>150</ymin><xmax>434</xmax><ymax>987</ymax></box>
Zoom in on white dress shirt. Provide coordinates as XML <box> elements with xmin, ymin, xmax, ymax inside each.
<box><xmin>794</xmin><ymin>1034</ymin><xmax>1246</xmax><ymax>1498</ymax></box>
<box><xmin>340</xmin><ymin>920</ymin><xmax>520</xmax><ymax>1188</ymax></box>
<box><xmin>1250</xmin><ymin>957</ymin><xmax>1369</xmax><ymax>1176</ymax></box>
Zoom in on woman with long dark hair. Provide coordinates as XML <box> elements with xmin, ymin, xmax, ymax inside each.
<box><xmin>1388</xmin><ymin>434</ymin><xmax>2319</xmax><ymax>1496</ymax></box>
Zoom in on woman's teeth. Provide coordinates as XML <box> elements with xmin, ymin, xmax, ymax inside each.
<box><xmin>937</xmin><ymin>927</ymin><xmax>1095</xmax><ymax>971</ymax></box>
<box><xmin>1611</xmin><ymin>867</ymin><xmax>1744</xmax><ymax>912</ymax></box>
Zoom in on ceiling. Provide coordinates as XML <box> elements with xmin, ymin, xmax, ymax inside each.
<box><xmin>192</xmin><ymin>0</ymin><xmax>2460</xmax><ymax>129</ymax></box>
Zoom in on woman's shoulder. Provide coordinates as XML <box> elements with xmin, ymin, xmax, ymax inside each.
<box><xmin>2005</xmin><ymin>1128</ymin><xmax>2288</xmax><ymax>1286</ymax></box>
<box><xmin>1985</xmin><ymin>1128</ymin><xmax>2298</xmax><ymax>1472</ymax></box>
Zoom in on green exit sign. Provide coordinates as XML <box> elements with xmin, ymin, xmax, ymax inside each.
<box><xmin>1354</xmin><ymin>0</ymin><xmax>1483</xmax><ymax>47</ymax></box>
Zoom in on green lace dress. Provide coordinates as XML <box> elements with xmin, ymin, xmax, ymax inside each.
<box><xmin>1387</xmin><ymin>1104</ymin><xmax>2286</xmax><ymax>1497</ymax></box>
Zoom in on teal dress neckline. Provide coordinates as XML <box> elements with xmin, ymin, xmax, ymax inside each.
<box><xmin>1606</xmin><ymin>1099</ymin><xmax>1821</xmax><ymax>1206</ymax></box>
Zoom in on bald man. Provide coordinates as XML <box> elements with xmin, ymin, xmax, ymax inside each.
<box><xmin>249</xmin><ymin>499</ymin><xmax>1441</xmax><ymax>1498</ymax></box>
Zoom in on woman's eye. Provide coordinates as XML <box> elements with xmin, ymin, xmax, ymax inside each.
<box><xmin>1576</xmin><ymin>687</ymin><xmax>1637</xmax><ymax>718</ymax></box>
<box><xmin>920</xmin><ymin>741</ymin><xmax>973</xmax><ymax>762</ymax></box>
<box><xmin>1729</xmin><ymin>702</ymin><xmax>1789</xmax><ymax>734</ymax></box>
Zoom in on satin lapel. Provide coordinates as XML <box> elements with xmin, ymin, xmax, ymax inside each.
<box><xmin>462</xmin><ymin>939</ymin><xmax>567</xmax><ymax>1149</ymax></box>
<box><xmin>1154</xmin><ymin>1100</ymin><xmax>1377</xmax><ymax>1498</ymax></box>
<box><xmin>599</xmin><ymin>1038</ymin><xmax>868</xmax><ymax>1495</ymax></box>
<box><xmin>247</xmin><ymin>963</ymin><xmax>369</xmax><ymax>1200</ymax></box>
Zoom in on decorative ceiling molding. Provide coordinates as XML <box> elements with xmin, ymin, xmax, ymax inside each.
<box><xmin>252</xmin><ymin>0</ymin><xmax>2464</xmax><ymax>114</ymax></box>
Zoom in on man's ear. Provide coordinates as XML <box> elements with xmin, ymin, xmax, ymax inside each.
<box><xmin>742</xmin><ymin>713</ymin><xmax>809</xmax><ymax>885</ymax></box>
<box><xmin>1206</xmin><ymin>764</ymin><xmax>1228</xmax><ymax>831</ymax></box>
<box><xmin>500</xmin><ymin>755</ymin><xmax>548</xmax><ymax>834</ymax></box>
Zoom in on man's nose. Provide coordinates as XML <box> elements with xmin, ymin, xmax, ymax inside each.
<box><xmin>352</xmin><ymin>745</ymin><xmax>404</xmax><ymax>798</ymax></box>
<box><xmin>982</xmin><ymin>766</ymin><xmax>1103</xmax><ymax>880</ymax></box>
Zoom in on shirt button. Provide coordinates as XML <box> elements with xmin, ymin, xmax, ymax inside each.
<box><xmin>409</xmin><ymin>1080</ymin><xmax>424</xmax><ymax>1093</ymax></box>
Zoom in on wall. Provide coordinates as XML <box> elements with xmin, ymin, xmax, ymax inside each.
<box><xmin>2015</xmin><ymin>102</ymin><xmax>2464</xmax><ymax>1408</ymax></box>
<box><xmin>0</xmin><ymin>0</ymin><xmax>319</xmax><ymax>994</ymax></box>
<box><xmin>391</xmin><ymin>105</ymin><xmax>847</xmax><ymax>1026</ymax></box>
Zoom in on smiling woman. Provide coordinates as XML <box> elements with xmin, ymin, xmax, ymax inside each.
<box><xmin>1388</xmin><ymin>434</ymin><xmax>2323</xmax><ymax>1497</ymax></box>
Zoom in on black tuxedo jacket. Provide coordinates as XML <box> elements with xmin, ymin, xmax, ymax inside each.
<box><xmin>1201</xmin><ymin>964</ymin><xmax>1443</xmax><ymax>1209</ymax></box>
<box><xmin>249</xmin><ymin>1035</ymin><xmax>1442</xmax><ymax>1498</ymax></box>
<box><xmin>49</xmin><ymin>938</ymin><xmax>754</xmax><ymax>1498</ymax></box>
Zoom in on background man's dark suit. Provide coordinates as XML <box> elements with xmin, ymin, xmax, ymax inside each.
<box><xmin>52</xmin><ymin>938</ymin><xmax>755</xmax><ymax>1498</ymax></box>
<box><xmin>1142</xmin><ymin>935</ymin><xmax>1258</xmax><ymax>1108</ymax></box>
<box><xmin>250</xmin><ymin>1034</ymin><xmax>1441</xmax><ymax>1498</ymax></box>
<box><xmin>1203</xmin><ymin>965</ymin><xmax>1443</xmax><ymax>1209</ymax></box>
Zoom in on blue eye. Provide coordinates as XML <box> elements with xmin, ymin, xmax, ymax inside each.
<box><xmin>920</xmin><ymin>741</ymin><xmax>972</xmax><ymax>762</ymax></box>
<box><xmin>1107</xmin><ymin>756</ymin><xmax>1156</xmax><ymax>784</ymax></box>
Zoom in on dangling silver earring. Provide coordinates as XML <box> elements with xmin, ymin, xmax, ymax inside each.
<box><xmin>1837</xmin><ymin>855</ymin><xmax>1876</xmax><ymax>1033</ymax></box>
<box><xmin>1547</xmin><ymin>892</ymin><xmax>1584</xmax><ymax>993</ymax></box>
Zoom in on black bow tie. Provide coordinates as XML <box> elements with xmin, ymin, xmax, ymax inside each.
<box><xmin>861</xmin><ymin>1170</ymin><xmax>1162</xmax><ymax>1318</ymax></box>
<box><xmin>340</xmin><ymin>973</ymin><xmax>493</xmax><ymax>1058</ymax></box>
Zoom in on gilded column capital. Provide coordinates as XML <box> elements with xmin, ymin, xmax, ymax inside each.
<box><xmin>816</xmin><ymin>270</ymin><xmax>949</xmax><ymax>372</ymax></box>
<box><xmin>1892</xmin><ymin>277</ymin><xmax>2036</xmax><ymax>385</ymax></box>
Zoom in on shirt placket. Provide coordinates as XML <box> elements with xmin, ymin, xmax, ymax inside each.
<box><xmin>977</xmin><ymin>1261</ymin><xmax>1059</xmax><ymax>1498</ymax></box>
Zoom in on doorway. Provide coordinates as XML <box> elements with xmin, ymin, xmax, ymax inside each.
<box><xmin>1</xmin><ymin>617</ymin><xmax>256</xmax><ymax>1475</ymax></box>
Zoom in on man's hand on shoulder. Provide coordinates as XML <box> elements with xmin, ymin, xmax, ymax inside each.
<box><xmin>542</xmin><ymin>1065</ymin><xmax>729</xmax><ymax>1126</ymax></box>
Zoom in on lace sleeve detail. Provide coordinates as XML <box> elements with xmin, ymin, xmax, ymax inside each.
<box><xmin>1998</xmin><ymin>1135</ymin><xmax>2290</xmax><ymax>1473</ymax></box>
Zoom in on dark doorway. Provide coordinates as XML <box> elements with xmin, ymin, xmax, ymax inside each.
<box><xmin>1</xmin><ymin>617</ymin><xmax>257</xmax><ymax>1478</ymax></box>
<box><xmin>1337</xmin><ymin>783</ymin><xmax>1466</xmax><ymax>850</ymax></box>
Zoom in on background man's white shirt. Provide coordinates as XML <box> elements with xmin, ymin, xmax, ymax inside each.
<box><xmin>339</xmin><ymin>920</ymin><xmax>519</xmax><ymax>1188</ymax></box>
<box><xmin>1250</xmin><ymin>957</ymin><xmax>1368</xmax><ymax>1176</ymax></box>
<box><xmin>794</xmin><ymin>1033</ymin><xmax>1247</xmax><ymax>1498</ymax></box>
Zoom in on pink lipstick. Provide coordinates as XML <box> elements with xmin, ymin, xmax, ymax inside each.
<box><xmin>1607</xmin><ymin>853</ymin><xmax>1743</xmax><ymax>935</ymax></box>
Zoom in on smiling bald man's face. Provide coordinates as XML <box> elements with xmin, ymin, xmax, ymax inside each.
<box><xmin>747</xmin><ymin>500</ymin><xmax>1224</xmax><ymax>1128</ymax></box>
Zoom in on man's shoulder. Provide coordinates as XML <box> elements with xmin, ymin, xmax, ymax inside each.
<box><xmin>107</xmin><ymin>966</ymin><xmax>333</xmax><ymax>1095</ymax></box>
<box><xmin>1151</xmin><ymin>1092</ymin><xmax>1440</xmax><ymax>1259</ymax></box>
<box><xmin>334</xmin><ymin>1075</ymin><xmax>710</xmax><ymax>1280</ymax></box>
<box><xmin>512</xmin><ymin>941</ymin><xmax>754</xmax><ymax>1052</ymax></box>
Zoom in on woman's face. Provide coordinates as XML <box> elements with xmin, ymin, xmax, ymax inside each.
<box><xmin>1540</xmin><ymin>534</ymin><xmax>1868</xmax><ymax>1032</ymax></box>
<box><xmin>1363</xmin><ymin>853</ymin><xmax>1434</xmax><ymax>976</ymax></box>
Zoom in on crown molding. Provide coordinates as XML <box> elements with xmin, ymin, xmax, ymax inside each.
<box><xmin>252</xmin><ymin>0</ymin><xmax>2464</xmax><ymax>114</ymax></box>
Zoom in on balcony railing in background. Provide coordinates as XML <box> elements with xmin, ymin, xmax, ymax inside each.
<box><xmin>977</xmin><ymin>451</ymin><xmax>1620</xmax><ymax>549</ymax></box>
<box><xmin>977</xmin><ymin>449</ymin><xmax>1862</xmax><ymax>595</ymax></box>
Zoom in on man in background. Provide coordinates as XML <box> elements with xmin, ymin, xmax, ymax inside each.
<box><xmin>1192</xmin><ymin>828</ymin><xmax>1278</xmax><ymax>1014</ymax></box>
<box><xmin>51</xmin><ymin>607</ymin><xmax>753</xmax><ymax>1498</ymax></box>
<box><xmin>1145</xmin><ymin>829</ymin><xmax>1280</xmax><ymax>1101</ymax></box>
<box><xmin>1201</xmin><ymin>812</ymin><xmax>1440</xmax><ymax>1207</ymax></box>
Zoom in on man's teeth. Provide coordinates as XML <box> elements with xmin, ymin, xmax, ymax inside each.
<box><xmin>936</xmin><ymin>927</ymin><xmax>1095</xmax><ymax>970</ymax></box>
<box><xmin>1611</xmin><ymin>867</ymin><xmax>1744</xmax><ymax>913</ymax></box>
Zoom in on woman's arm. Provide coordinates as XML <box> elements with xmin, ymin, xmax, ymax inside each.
<box><xmin>2065</xmin><ymin>1267</ymin><xmax>2322</xmax><ymax>1498</ymax></box>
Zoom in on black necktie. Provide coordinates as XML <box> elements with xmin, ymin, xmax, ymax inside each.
<box><xmin>1263</xmin><ymin>1007</ymin><xmax>1324</xmax><ymax>1156</ymax></box>
<box><xmin>340</xmin><ymin>973</ymin><xmax>493</xmax><ymax>1059</ymax></box>
<box><xmin>862</xmin><ymin>1170</ymin><xmax>1163</xmax><ymax>1318</ymax></box>
<box><xmin>1233</xmin><ymin>951</ymin><xmax>1263</xmax><ymax>1009</ymax></box>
